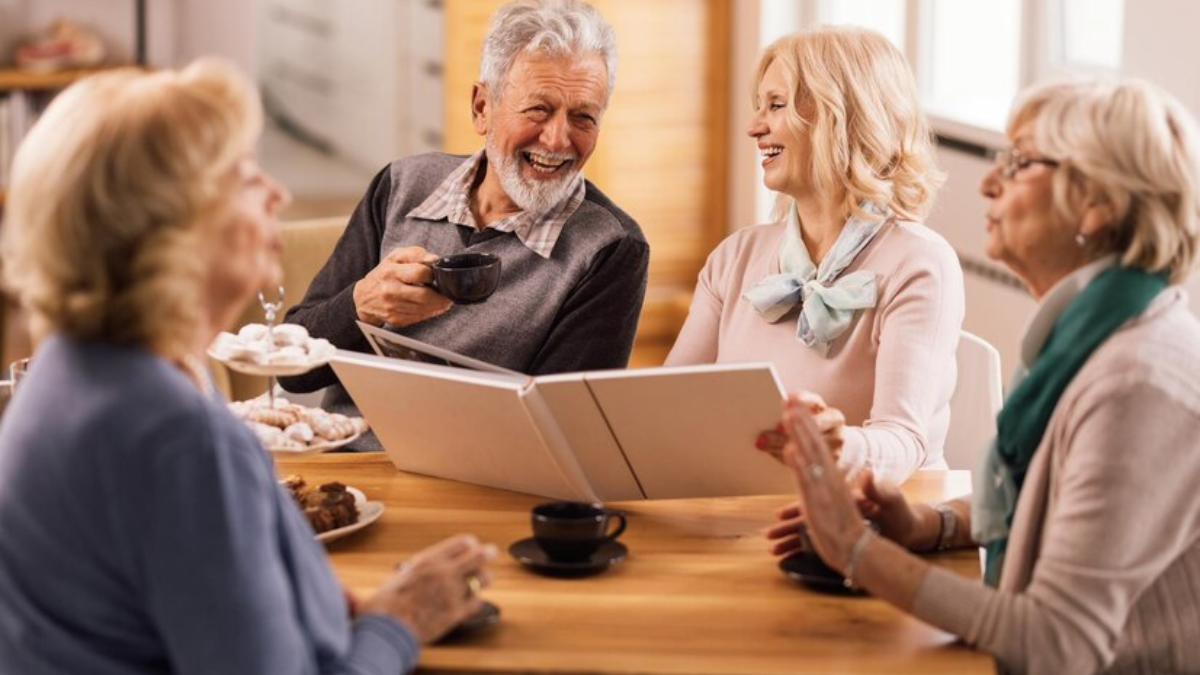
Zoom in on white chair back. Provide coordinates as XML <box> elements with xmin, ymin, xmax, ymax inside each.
<box><xmin>945</xmin><ymin>331</ymin><xmax>1004</xmax><ymax>471</ymax></box>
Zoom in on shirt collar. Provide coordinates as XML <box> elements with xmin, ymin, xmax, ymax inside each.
<box><xmin>1019</xmin><ymin>255</ymin><xmax>1119</xmax><ymax>370</ymax></box>
<box><xmin>406</xmin><ymin>151</ymin><xmax>585</xmax><ymax>259</ymax></box>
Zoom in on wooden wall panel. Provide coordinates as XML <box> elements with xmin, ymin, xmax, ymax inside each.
<box><xmin>443</xmin><ymin>0</ymin><xmax>504</xmax><ymax>156</ymax></box>
<box><xmin>444</xmin><ymin>0</ymin><xmax>730</xmax><ymax>354</ymax></box>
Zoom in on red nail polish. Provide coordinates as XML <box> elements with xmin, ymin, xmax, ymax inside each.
<box><xmin>755</xmin><ymin>434</ymin><xmax>767</xmax><ymax>450</ymax></box>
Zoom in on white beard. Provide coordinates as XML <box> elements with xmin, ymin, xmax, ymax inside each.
<box><xmin>486</xmin><ymin>130</ymin><xmax>580</xmax><ymax>216</ymax></box>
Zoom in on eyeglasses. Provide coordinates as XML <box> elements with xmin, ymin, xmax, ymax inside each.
<box><xmin>991</xmin><ymin>147</ymin><xmax>1061</xmax><ymax>181</ymax></box>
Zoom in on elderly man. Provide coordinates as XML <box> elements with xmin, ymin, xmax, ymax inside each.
<box><xmin>281</xmin><ymin>0</ymin><xmax>649</xmax><ymax>446</ymax></box>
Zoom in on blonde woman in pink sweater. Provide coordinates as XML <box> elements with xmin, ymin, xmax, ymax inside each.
<box><xmin>775</xmin><ymin>80</ymin><xmax>1200</xmax><ymax>674</ymax></box>
<box><xmin>667</xmin><ymin>28</ymin><xmax>964</xmax><ymax>482</ymax></box>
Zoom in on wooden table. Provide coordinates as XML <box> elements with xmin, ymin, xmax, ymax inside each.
<box><xmin>277</xmin><ymin>453</ymin><xmax>992</xmax><ymax>675</ymax></box>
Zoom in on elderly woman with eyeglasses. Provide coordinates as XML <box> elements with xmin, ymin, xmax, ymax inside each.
<box><xmin>771</xmin><ymin>79</ymin><xmax>1200</xmax><ymax>675</ymax></box>
<box><xmin>0</xmin><ymin>61</ymin><xmax>494</xmax><ymax>674</ymax></box>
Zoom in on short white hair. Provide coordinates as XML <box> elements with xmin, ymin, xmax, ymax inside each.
<box><xmin>1011</xmin><ymin>79</ymin><xmax>1200</xmax><ymax>283</ymax></box>
<box><xmin>479</xmin><ymin>0</ymin><xmax>617</xmax><ymax>106</ymax></box>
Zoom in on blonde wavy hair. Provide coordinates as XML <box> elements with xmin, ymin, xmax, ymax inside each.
<box><xmin>754</xmin><ymin>27</ymin><xmax>943</xmax><ymax>223</ymax></box>
<box><xmin>1010</xmin><ymin>79</ymin><xmax>1200</xmax><ymax>284</ymax></box>
<box><xmin>1</xmin><ymin>58</ymin><xmax>261</xmax><ymax>359</ymax></box>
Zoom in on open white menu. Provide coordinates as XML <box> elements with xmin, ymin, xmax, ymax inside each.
<box><xmin>332</xmin><ymin>324</ymin><xmax>794</xmax><ymax>501</ymax></box>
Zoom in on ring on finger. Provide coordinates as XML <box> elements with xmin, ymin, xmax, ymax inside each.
<box><xmin>465</xmin><ymin>574</ymin><xmax>483</xmax><ymax>597</ymax></box>
<box><xmin>809</xmin><ymin>464</ymin><xmax>825</xmax><ymax>481</ymax></box>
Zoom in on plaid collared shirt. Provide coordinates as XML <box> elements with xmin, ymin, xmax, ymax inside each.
<box><xmin>406</xmin><ymin>151</ymin><xmax>585</xmax><ymax>259</ymax></box>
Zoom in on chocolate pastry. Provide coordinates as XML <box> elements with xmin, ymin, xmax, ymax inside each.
<box><xmin>282</xmin><ymin>475</ymin><xmax>359</xmax><ymax>534</ymax></box>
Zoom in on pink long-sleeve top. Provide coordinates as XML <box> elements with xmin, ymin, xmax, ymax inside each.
<box><xmin>666</xmin><ymin>219</ymin><xmax>965</xmax><ymax>482</ymax></box>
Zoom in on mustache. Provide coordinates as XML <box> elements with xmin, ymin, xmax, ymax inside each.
<box><xmin>520</xmin><ymin>148</ymin><xmax>578</xmax><ymax>163</ymax></box>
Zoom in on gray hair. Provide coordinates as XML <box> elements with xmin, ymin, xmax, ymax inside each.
<box><xmin>1011</xmin><ymin>79</ymin><xmax>1200</xmax><ymax>283</ymax></box>
<box><xmin>479</xmin><ymin>0</ymin><xmax>617</xmax><ymax>106</ymax></box>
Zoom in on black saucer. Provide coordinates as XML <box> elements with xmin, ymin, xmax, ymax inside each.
<box><xmin>437</xmin><ymin>600</ymin><xmax>500</xmax><ymax>643</ymax></box>
<box><xmin>778</xmin><ymin>550</ymin><xmax>865</xmax><ymax>596</ymax></box>
<box><xmin>508</xmin><ymin>537</ymin><xmax>627</xmax><ymax>577</ymax></box>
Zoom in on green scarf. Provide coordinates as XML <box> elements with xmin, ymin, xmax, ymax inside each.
<box><xmin>975</xmin><ymin>266</ymin><xmax>1167</xmax><ymax>586</ymax></box>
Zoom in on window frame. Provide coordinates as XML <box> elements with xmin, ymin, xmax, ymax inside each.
<box><xmin>1038</xmin><ymin>0</ymin><xmax>1125</xmax><ymax>80</ymax></box>
<box><xmin>918</xmin><ymin>0</ymin><xmax>1123</xmax><ymax>147</ymax></box>
<box><xmin>799</xmin><ymin>0</ymin><xmax>1123</xmax><ymax>148</ymax></box>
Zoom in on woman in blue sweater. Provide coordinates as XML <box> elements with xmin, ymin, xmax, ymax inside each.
<box><xmin>0</xmin><ymin>59</ymin><xmax>493</xmax><ymax>674</ymax></box>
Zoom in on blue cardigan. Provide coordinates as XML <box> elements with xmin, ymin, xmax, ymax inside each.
<box><xmin>0</xmin><ymin>336</ymin><xmax>418</xmax><ymax>674</ymax></box>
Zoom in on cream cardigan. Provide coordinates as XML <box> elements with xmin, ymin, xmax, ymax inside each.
<box><xmin>914</xmin><ymin>289</ymin><xmax>1200</xmax><ymax>675</ymax></box>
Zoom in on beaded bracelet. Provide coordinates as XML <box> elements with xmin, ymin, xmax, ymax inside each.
<box><xmin>842</xmin><ymin>528</ymin><xmax>877</xmax><ymax>589</ymax></box>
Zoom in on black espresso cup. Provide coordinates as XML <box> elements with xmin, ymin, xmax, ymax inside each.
<box><xmin>532</xmin><ymin>501</ymin><xmax>627</xmax><ymax>562</ymax></box>
<box><xmin>428</xmin><ymin>252</ymin><xmax>501</xmax><ymax>304</ymax></box>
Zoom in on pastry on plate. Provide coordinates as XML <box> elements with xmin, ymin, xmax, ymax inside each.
<box><xmin>228</xmin><ymin>397</ymin><xmax>368</xmax><ymax>452</ymax></box>
<box><xmin>210</xmin><ymin>323</ymin><xmax>335</xmax><ymax>367</ymax></box>
<box><xmin>281</xmin><ymin>475</ymin><xmax>359</xmax><ymax>534</ymax></box>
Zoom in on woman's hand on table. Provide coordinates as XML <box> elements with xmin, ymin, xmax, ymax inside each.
<box><xmin>775</xmin><ymin>399</ymin><xmax>868</xmax><ymax>572</ymax></box>
<box><xmin>362</xmin><ymin>534</ymin><xmax>497</xmax><ymax>643</ymax></box>
<box><xmin>766</xmin><ymin>467</ymin><xmax>941</xmax><ymax>555</ymax></box>
<box><xmin>853</xmin><ymin>470</ymin><xmax>929</xmax><ymax>550</ymax></box>
<box><xmin>764</xmin><ymin>499</ymin><xmax>810</xmax><ymax>556</ymax></box>
<box><xmin>756</xmin><ymin>391</ymin><xmax>844</xmax><ymax>464</ymax></box>
<box><xmin>764</xmin><ymin>469</ymin><xmax>887</xmax><ymax>556</ymax></box>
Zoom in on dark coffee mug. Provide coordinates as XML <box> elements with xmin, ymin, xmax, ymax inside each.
<box><xmin>531</xmin><ymin>501</ymin><xmax>627</xmax><ymax>562</ymax></box>
<box><xmin>428</xmin><ymin>252</ymin><xmax>501</xmax><ymax>304</ymax></box>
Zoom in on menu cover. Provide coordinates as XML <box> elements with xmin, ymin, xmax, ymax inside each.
<box><xmin>333</xmin><ymin>324</ymin><xmax>793</xmax><ymax>501</ymax></box>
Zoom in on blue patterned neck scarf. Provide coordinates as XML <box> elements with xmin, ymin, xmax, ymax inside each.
<box><xmin>742</xmin><ymin>203</ymin><xmax>888</xmax><ymax>355</ymax></box>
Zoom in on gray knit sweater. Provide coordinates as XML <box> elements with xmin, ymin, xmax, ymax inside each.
<box><xmin>280</xmin><ymin>153</ymin><xmax>648</xmax><ymax>447</ymax></box>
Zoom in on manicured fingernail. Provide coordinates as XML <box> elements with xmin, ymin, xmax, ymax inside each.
<box><xmin>755</xmin><ymin>433</ymin><xmax>768</xmax><ymax>450</ymax></box>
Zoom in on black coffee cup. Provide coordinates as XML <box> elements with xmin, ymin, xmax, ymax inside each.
<box><xmin>532</xmin><ymin>501</ymin><xmax>626</xmax><ymax>562</ymax></box>
<box><xmin>428</xmin><ymin>252</ymin><xmax>501</xmax><ymax>304</ymax></box>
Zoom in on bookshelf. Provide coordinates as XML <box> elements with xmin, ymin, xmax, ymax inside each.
<box><xmin>0</xmin><ymin>67</ymin><xmax>117</xmax><ymax>92</ymax></box>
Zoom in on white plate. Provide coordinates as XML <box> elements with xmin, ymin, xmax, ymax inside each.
<box><xmin>316</xmin><ymin>486</ymin><xmax>385</xmax><ymax>544</ymax></box>
<box><xmin>207</xmin><ymin>349</ymin><xmax>333</xmax><ymax>377</ymax></box>
<box><xmin>267</xmin><ymin>428</ymin><xmax>364</xmax><ymax>456</ymax></box>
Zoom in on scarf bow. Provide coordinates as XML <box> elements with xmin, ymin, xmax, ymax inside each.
<box><xmin>743</xmin><ymin>203</ymin><xmax>887</xmax><ymax>355</ymax></box>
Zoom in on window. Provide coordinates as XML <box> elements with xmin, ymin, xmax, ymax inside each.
<box><xmin>751</xmin><ymin>0</ymin><xmax>1126</xmax><ymax>142</ymax></box>
<box><xmin>1059</xmin><ymin>0</ymin><xmax>1124</xmax><ymax>71</ymax></box>
<box><xmin>920</xmin><ymin>0</ymin><xmax>1021</xmax><ymax>133</ymax></box>
<box><xmin>818</xmin><ymin>0</ymin><xmax>906</xmax><ymax>54</ymax></box>
<box><xmin>759</xmin><ymin>0</ymin><xmax>803</xmax><ymax>48</ymax></box>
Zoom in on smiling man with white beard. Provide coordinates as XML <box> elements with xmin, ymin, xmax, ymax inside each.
<box><xmin>281</xmin><ymin>0</ymin><xmax>649</xmax><ymax>449</ymax></box>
